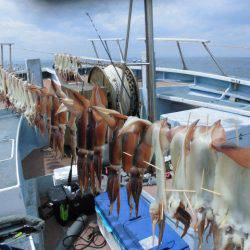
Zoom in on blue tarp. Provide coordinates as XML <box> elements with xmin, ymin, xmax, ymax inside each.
<box><xmin>95</xmin><ymin>187</ymin><xmax>189</xmax><ymax>250</ymax></box>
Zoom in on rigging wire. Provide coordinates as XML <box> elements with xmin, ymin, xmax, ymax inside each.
<box><xmin>13</xmin><ymin>47</ymin><xmax>55</xmax><ymax>55</ymax></box>
<box><xmin>10</xmin><ymin>42</ymin><xmax>250</xmax><ymax>59</ymax></box>
<box><xmin>85</xmin><ymin>12</ymin><xmax>131</xmax><ymax>100</ymax></box>
<box><xmin>210</xmin><ymin>43</ymin><xmax>250</xmax><ymax>50</ymax></box>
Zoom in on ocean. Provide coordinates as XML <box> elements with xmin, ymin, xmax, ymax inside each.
<box><xmin>156</xmin><ymin>57</ymin><xmax>250</xmax><ymax>80</ymax></box>
<box><xmin>10</xmin><ymin>57</ymin><xmax>250</xmax><ymax>80</ymax></box>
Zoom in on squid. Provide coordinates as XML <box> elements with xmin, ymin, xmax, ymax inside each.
<box><xmin>56</xmin><ymin>84</ymin><xmax>108</xmax><ymax>193</ymax></box>
<box><xmin>126</xmin><ymin>167</ymin><xmax>143</xmax><ymax>218</ymax></box>
<box><xmin>167</xmin><ymin>120</ymin><xmax>199</xmax><ymax>238</ymax></box>
<box><xmin>91</xmin><ymin>106</ymin><xmax>127</xmax><ymax>215</ymax></box>
<box><xmin>77</xmin><ymin>149</ymin><xmax>89</xmax><ymax>193</ymax></box>
<box><xmin>107</xmin><ymin>166</ymin><xmax>120</xmax><ymax>216</ymax></box>
<box><xmin>211</xmin><ymin>143</ymin><xmax>250</xmax><ymax>249</ymax></box>
<box><xmin>182</xmin><ymin>120</ymin><xmax>226</xmax><ymax>249</ymax></box>
<box><xmin>117</xmin><ymin>116</ymin><xmax>152</xmax><ymax>172</ymax></box>
<box><xmin>87</xmin><ymin>84</ymin><xmax>108</xmax><ymax>193</ymax></box>
<box><xmin>25</xmin><ymin>85</ymin><xmax>47</xmax><ymax>135</ymax></box>
<box><xmin>56</xmin><ymin>90</ymin><xmax>90</xmax><ymax>191</ymax></box>
<box><xmin>56</xmin><ymin>90</ymin><xmax>88</xmax><ymax>157</ymax></box>
<box><xmin>149</xmin><ymin>201</ymin><xmax>165</xmax><ymax>247</ymax></box>
<box><xmin>44</xmin><ymin>80</ymin><xmax>71</xmax><ymax>158</ymax></box>
<box><xmin>119</xmin><ymin>118</ymin><xmax>170</xmax><ymax>224</ymax></box>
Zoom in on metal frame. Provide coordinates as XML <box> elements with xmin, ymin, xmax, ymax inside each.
<box><xmin>137</xmin><ymin>37</ymin><xmax>226</xmax><ymax>76</ymax></box>
<box><xmin>88</xmin><ymin>38</ymin><xmax>126</xmax><ymax>62</ymax></box>
<box><xmin>0</xmin><ymin>43</ymin><xmax>14</xmax><ymax>71</ymax></box>
<box><xmin>144</xmin><ymin>0</ymin><xmax>156</xmax><ymax>122</ymax></box>
<box><xmin>78</xmin><ymin>56</ymin><xmax>149</xmax><ymax>67</ymax></box>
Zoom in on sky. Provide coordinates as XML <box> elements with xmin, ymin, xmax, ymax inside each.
<box><xmin>0</xmin><ymin>0</ymin><xmax>250</xmax><ymax>61</ymax></box>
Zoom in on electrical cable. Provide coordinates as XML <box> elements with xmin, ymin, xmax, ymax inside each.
<box><xmin>62</xmin><ymin>225</ymin><xmax>106</xmax><ymax>250</ymax></box>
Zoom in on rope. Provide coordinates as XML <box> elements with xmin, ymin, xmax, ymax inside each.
<box><xmin>13</xmin><ymin>47</ymin><xmax>55</xmax><ymax>55</ymax></box>
<box><xmin>210</xmin><ymin>43</ymin><xmax>250</xmax><ymax>50</ymax></box>
<box><xmin>86</xmin><ymin>12</ymin><xmax>131</xmax><ymax>101</ymax></box>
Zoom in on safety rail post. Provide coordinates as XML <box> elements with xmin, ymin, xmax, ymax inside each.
<box><xmin>144</xmin><ymin>0</ymin><xmax>156</xmax><ymax>122</ymax></box>
<box><xmin>0</xmin><ymin>45</ymin><xmax>3</xmax><ymax>67</ymax></box>
<box><xmin>9</xmin><ymin>44</ymin><xmax>13</xmax><ymax>71</ymax></box>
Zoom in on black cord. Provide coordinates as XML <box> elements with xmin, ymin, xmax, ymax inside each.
<box><xmin>62</xmin><ymin>225</ymin><xmax>106</xmax><ymax>250</ymax></box>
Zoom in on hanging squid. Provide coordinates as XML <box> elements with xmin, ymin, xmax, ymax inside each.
<box><xmin>25</xmin><ymin>85</ymin><xmax>47</xmax><ymax>135</ymax></box>
<box><xmin>57</xmin><ymin>90</ymin><xmax>88</xmax><ymax>159</ymax></box>
<box><xmin>210</xmin><ymin>143</ymin><xmax>250</xmax><ymax>250</ymax></box>
<box><xmin>149</xmin><ymin>201</ymin><xmax>166</xmax><ymax>248</ymax></box>
<box><xmin>167</xmin><ymin>120</ymin><xmax>200</xmax><ymax>238</ymax></box>
<box><xmin>91</xmin><ymin>106</ymin><xmax>127</xmax><ymax>215</ymax></box>
<box><xmin>126</xmin><ymin>166</ymin><xmax>143</xmax><ymax>218</ymax></box>
<box><xmin>117</xmin><ymin>117</ymin><xmax>152</xmax><ymax>217</ymax></box>
<box><xmin>183</xmin><ymin>120</ymin><xmax>226</xmax><ymax>249</ymax></box>
<box><xmin>85</xmin><ymin>84</ymin><xmax>108</xmax><ymax>194</ymax></box>
<box><xmin>56</xmin><ymin>84</ymin><xmax>108</xmax><ymax>194</ymax></box>
<box><xmin>117</xmin><ymin>116</ymin><xmax>152</xmax><ymax>172</ymax></box>
<box><xmin>56</xmin><ymin>90</ymin><xmax>89</xmax><ymax>190</ymax></box>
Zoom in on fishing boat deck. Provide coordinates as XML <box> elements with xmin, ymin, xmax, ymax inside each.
<box><xmin>22</xmin><ymin>148</ymin><xmax>71</xmax><ymax>179</ymax></box>
<box><xmin>43</xmin><ymin>213</ymin><xmax>111</xmax><ymax>250</ymax></box>
<box><xmin>158</xmin><ymin>86</ymin><xmax>249</xmax><ymax>107</ymax></box>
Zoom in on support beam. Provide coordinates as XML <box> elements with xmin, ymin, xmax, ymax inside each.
<box><xmin>120</xmin><ymin>0</ymin><xmax>133</xmax><ymax>109</ymax></box>
<box><xmin>104</xmin><ymin>41</ymin><xmax>111</xmax><ymax>55</ymax></box>
<box><xmin>116</xmin><ymin>39</ymin><xmax>124</xmax><ymax>61</ymax></box>
<box><xmin>202</xmin><ymin>42</ymin><xmax>226</xmax><ymax>76</ymax></box>
<box><xmin>144</xmin><ymin>0</ymin><xmax>156</xmax><ymax>122</ymax></box>
<box><xmin>90</xmin><ymin>40</ymin><xmax>99</xmax><ymax>59</ymax></box>
<box><xmin>176</xmin><ymin>41</ymin><xmax>187</xmax><ymax>70</ymax></box>
<box><xmin>9</xmin><ymin>44</ymin><xmax>13</xmax><ymax>71</ymax></box>
<box><xmin>0</xmin><ymin>45</ymin><xmax>3</xmax><ymax>67</ymax></box>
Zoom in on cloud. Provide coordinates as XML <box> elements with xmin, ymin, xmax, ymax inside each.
<box><xmin>0</xmin><ymin>0</ymin><xmax>249</xmax><ymax>62</ymax></box>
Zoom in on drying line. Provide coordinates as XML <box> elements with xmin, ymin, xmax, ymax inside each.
<box><xmin>13</xmin><ymin>47</ymin><xmax>55</xmax><ymax>55</ymax></box>
<box><xmin>165</xmin><ymin>189</ymin><xmax>196</xmax><ymax>193</ymax></box>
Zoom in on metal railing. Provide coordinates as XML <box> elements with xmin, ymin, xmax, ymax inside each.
<box><xmin>0</xmin><ymin>43</ymin><xmax>14</xmax><ymax>71</ymax></box>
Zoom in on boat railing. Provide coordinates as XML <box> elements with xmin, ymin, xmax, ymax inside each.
<box><xmin>0</xmin><ymin>43</ymin><xmax>14</xmax><ymax>71</ymax></box>
<box><xmin>137</xmin><ymin>37</ymin><xmax>227</xmax><ymax>76</ymax></box>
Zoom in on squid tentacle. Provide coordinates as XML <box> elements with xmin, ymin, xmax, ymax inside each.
<box><xmin>126</xmin><ymin>181</ymin><xmax>133</xmax><ymax>217</ymax></box>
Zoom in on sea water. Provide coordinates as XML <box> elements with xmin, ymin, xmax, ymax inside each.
<box><xmin>9</xmin><ymin>57</ymin><xmax>250</xmax><ymax>80</ymax></box>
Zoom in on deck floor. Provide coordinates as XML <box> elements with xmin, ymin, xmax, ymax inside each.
<box><xmin>43</xmin><ymin>205</ymin><xmax>111</xmax><ymax>250</ymax></box>
<box><xmin>22</xmin><ymin>148</ymin><xmax>71</xmax><ymax>179</ymax></box>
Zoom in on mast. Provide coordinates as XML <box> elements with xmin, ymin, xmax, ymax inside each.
<box><xmin>144</xmin><ymin>0</ymin><xmax>156</xmax><ymax>121</ymax></box>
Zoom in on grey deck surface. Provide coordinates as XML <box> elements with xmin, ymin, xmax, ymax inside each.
<box><xmin>0</xmin><ymin>109</ymin><xmax>20</xmax><ymax>189</ymax></box>
<box><xmin>158</xmin><ymin>86</ymin><xmax>250</xmax><ymax>110</ymax></box>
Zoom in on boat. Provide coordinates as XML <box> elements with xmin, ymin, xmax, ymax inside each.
<box><xmin>0</xmin><ymin>1</ymin><xmax>250</xmax><ymax>249</ymax></box>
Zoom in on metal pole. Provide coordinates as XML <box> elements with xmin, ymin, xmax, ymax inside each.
<box><xmin>116</xmin><ymin>40</ymin><xmax>124</xmax><ymax>61</ymax></box>
<box><xmin>9</xmin><ymin>44</ymin><xmax>13</xmax><ymax>71</ymax></box>
<box><xmin>176</xmin><ymin>41</ymin><xmax>187</xmax><ymax>70</ymax></box>
<box><xmin>0</xmin><ymin>45</ymin><xmax>3</xmax><ymax>67</ymax></box>
<box><xmin>202</xmin><ymin>42</ymin><xmax>226</xmax><ymax>76</ymax></box>
<box><xmin>104</xmin><ymin>41</ymin><xmax>111</xmax><ymax>55</ymax></box>
<box><xmin>144</xmin><ymin>0</ymin><xmax>156</xmax><ymax>121</ymax></box>
<box><xmin>124</xmin><ymin>0</ymin><xmax>133</xmax><ymax>62</ymax></box>
<box><xmin>120</xmin><ymin>0</ymin><xmax>133</xmax><ymax>109</ymax></box>
<box><xmin>91</xmin><ymin>40</ymin><xmax>99</xmax><ymax>59</ymax></box>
